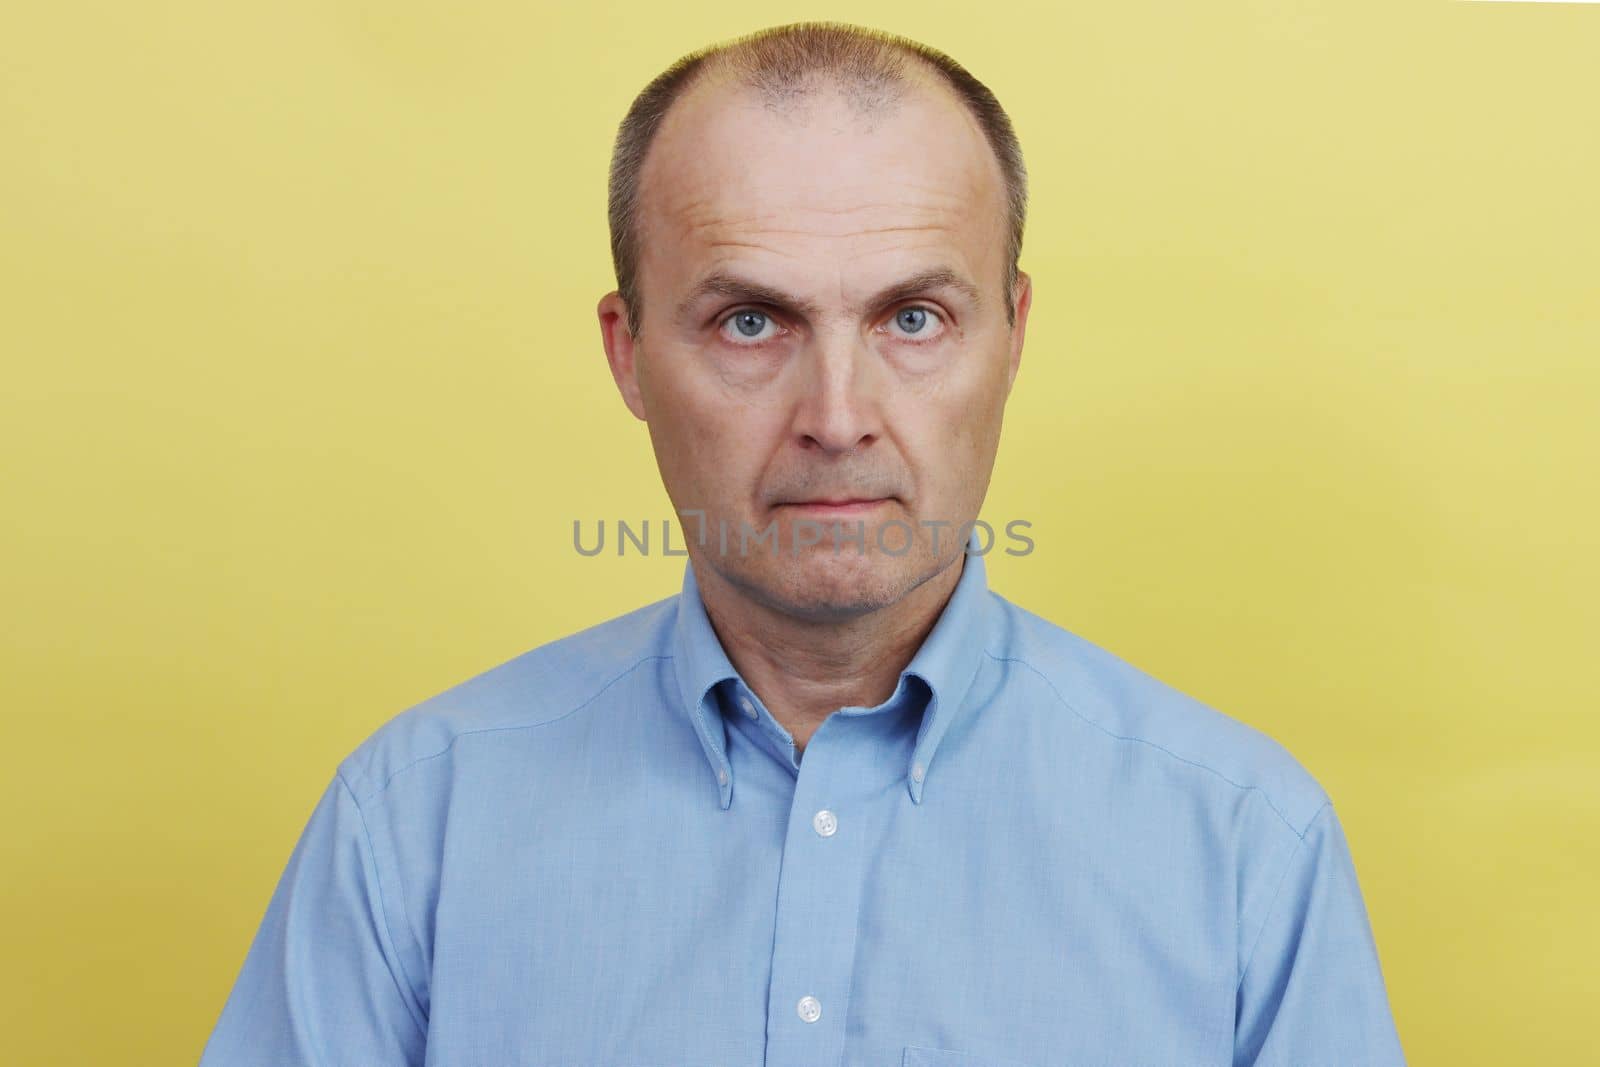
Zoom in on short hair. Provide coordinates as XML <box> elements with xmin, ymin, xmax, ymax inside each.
<box><xmin>606</xmin><ymin>20</ymin><xmax>1028</xmax><ymax>338</ymax></box>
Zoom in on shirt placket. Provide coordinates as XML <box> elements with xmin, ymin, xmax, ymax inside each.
<box><xmin>761</xmin><ymin>716</ymin><xmax>880</xmax><ymax>1067</ymax></box>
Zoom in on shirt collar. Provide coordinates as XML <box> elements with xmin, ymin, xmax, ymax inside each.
<box><xmin>670</xmin><ymin>538</ymin><xmax>996</xmax><ymax>810</ymax></box>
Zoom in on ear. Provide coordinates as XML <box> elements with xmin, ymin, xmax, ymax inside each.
<box><xmin>597</xmin><ymin>291</ymin><xmax>648</xmax><ymax>422</ymax></box>
<box><xmin>1005</xmin><ymin>269</ymin><xmax>1032</xmax><ymax>395</ymax></box>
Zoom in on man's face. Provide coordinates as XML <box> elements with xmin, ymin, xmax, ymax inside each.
<box><xmin>599</xmin><ymin>73</ymin><xmax>1031</xmax><ymax>622</ymax></box>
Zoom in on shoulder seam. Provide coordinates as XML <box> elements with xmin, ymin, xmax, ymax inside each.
<box><xmin>349</xmin><ymin>654</ymin><xmax>670</xmax><ymax>804</ymax></box>
<box><xmin>1236</xmin><ymin>799</ymin><xmax>1333</xmax><ymax>994</ymax></box>
<box><xmin>985</xmin><ymin>650</ymin><xmax>1307</xmax><ymax>838</ymax></box>
<box><xmin>334</xmin><ymin>770</ymin><xmax>429</xmax><ymax>1039</ymax></box>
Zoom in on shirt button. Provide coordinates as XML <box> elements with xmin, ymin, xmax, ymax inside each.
<box><xmin>812</xmin><ymin>809</ymin><xmax>838</xmax><ymax>837</ymax></box>
<box><xmin>796</xmin><ymin>995</ymin><xmax>822</xmax><ymax>1023</ymax></box>
<box><xmin>911</xmin><ymin>762</ymin><xmax>925</xmax><ymax>783</ymax></box>
<box><xmin>717</xmin><ymin>768</ymin><xmax>728</xmax><ymax>785</ymax></box>
<box><xmin>738</xmin><ymin>695</ymin><xmax>758</xmax><ymax>720</ymax></box>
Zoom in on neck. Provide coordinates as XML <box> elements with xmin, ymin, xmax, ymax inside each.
<box><xmin>693</xmin><ymin>552</ymin><xmax>965</xmax><ymax>755</ymax></box>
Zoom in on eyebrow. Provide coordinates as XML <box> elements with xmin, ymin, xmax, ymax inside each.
<box><xmin>673</xmin><ymin>266</ymin><xmax>984</xmax><ymax>324</ymax></box>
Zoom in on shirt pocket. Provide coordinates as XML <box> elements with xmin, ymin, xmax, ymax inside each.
<box><xmin>902</xmin><ymin>1045</ymin><xmax>1046</xmax><ymax>1067</ymax></box>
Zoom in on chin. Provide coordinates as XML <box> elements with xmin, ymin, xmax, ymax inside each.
<box><xmin>747</xmin><ymin>544</ymin><xmax>934</xmax><ymax>621</ymax></box>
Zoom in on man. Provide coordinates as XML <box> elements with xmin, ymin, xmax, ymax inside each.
<box><xmin>201</xmin><ymin>21</ymin><xmax>1405</xmax><ymax>1067</ymax></box>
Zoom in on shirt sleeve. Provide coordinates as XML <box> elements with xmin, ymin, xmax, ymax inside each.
<box><xmin>1233</xmin><ymin>801</ymin><xmax>1406</xmax><ymax>1066</ymax></box>
<box><xmin>198</xmin><ymin>772</ymin><xmax>428</xmax><ymax>1066</ymax></box>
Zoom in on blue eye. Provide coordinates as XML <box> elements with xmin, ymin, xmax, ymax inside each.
<box><xmin>722</xmin><ymin>309</ymin><xmax>780</xmax><ymax>344</ymax></box>
<box><xmin>888</xmin><ymin>306</ymin><xmax>945</xmax><ymax>341</ymax></box>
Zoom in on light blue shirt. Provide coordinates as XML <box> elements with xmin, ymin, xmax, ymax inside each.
<box><xmin>201</xmin><ymin>547</ymin><xmax>1405</xmax><ymax>1066</ymax></box>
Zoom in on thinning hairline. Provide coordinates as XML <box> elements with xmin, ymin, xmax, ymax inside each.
<box><xmin>621</xmin><ymin>45</ymin><xmax>1019</xmax><ymax>333</ymax></box>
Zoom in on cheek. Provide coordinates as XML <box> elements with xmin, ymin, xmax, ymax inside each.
<box><xmin>913</xmin><ymin>364</ymin><xmax>1008</xmax><ymax>495</ymax></box>
<box><xmin>932</xmin><ymin>359</ymin><xmax>1007</xmax><ymax>445</ymax></box>
<box><xmin>657</xmin><ymin>396</ymin><xmax>773</xmax><ymax>495</ymax></box>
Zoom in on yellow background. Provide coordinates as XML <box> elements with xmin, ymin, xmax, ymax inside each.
<box><xmin>3</xmin><ymin>1</ymin><xmax>1595</xmax><ymax>1062</ymax></box>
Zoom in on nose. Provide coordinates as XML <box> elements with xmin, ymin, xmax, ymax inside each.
<box><xmin>789</xmin><ymin>334</ymin><xmax>883</xmax><ymax>456</ymax></box>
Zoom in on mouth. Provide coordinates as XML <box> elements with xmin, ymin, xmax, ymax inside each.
<box><xmin>776</xmin><ymin>498</ymin><xmax>892</xmax><ymax>516</ymax></box>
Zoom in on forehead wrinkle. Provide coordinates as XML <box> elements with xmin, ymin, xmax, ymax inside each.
<box><xmin>673</xmin><ymin>198</ymin><xmax>962</xmax><ymax>230</ymax></box>
<box><xmin>697</xmin><ymin>224</ymin><xmax>960</xmax><ymax>243</ymax></box>
<box><xmin>642</xmin><ymin>76</ymin><xmax>1007</xmax><ymax>248</ymax></box>
<box><xmin>678</xmin><ymin>202</ymin><xmax>966</xmax><ymax>243</ymax></box>
<box><xmin>701</xmin><ymin>239</ymin><xmax>804</xmax><ymax>258</ymax></box>
<box><xmin>658</xmin><ymin>167</ymin><xmax>973</xmax><ymax>221</ymax></box>
<box><xmin>674</xmin><ymin>187</ymin><xmax>969</xmax><ymax>219</ymax></box>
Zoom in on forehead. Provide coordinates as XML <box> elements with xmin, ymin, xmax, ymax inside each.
<box><xmin>636</xmin><ymin>73</ymin><xmax>1007</xmax><ymax>309</ymax></box>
